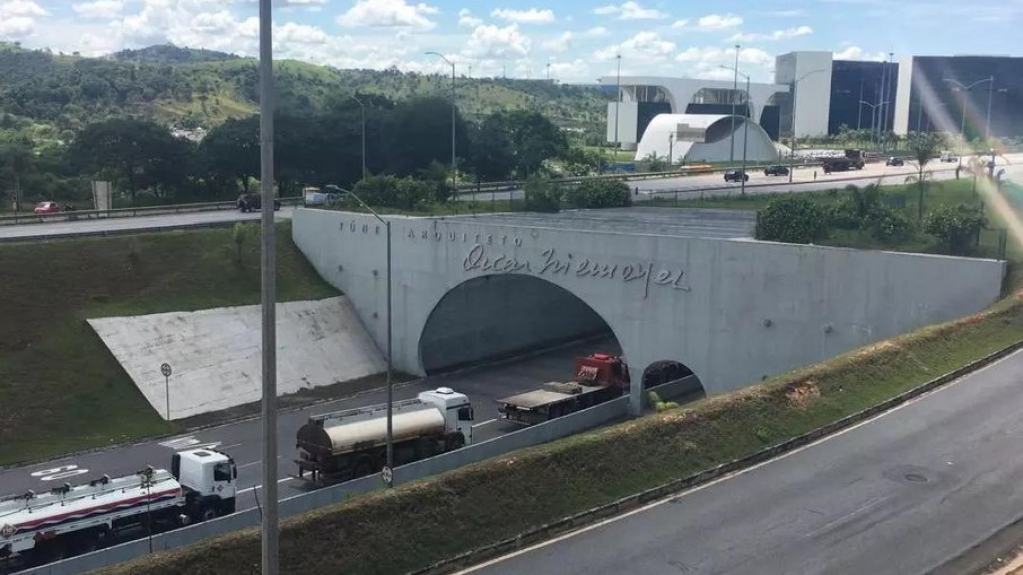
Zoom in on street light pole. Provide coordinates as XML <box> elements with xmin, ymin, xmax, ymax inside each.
<box><xmin>614</xmin><ymin>53</ymin><xmax>621</xmax><ymax>154</ymax></box>
<box><xmin>721</xmin><ymin>65</ymin><xmax>750</xmax><ymax>196</ymax></box>
<box><xmin>787</xmin><ymin>68</ymin><xmax>828</xmax><ymax>184</ymax></box>
<box><xmin>340</xmin><ymin>189</ymin><xmax>393</xmax><ymax>478</ymax></box>
<box><xmin>730</xmin><ymin>44</ymin><xmax>739</xmax><ymax>164</ymax></box>
<box><xmin>257</xmin><ymin>0</ymin><xmax>278</xmax><ymax>571</ymax></box>
<box><xmin>943</xmin><ymin>77</ymin><xmax>994</xmax><ymax>166</ymax></box>
<box><xmin>426</xmin><ymin>52</ymin><xmax>457</xmax><ymax>191</ymax></box>
<box><xmin>350</xmin><ymin>95</ymin><xmax>366</xmax><ymax>181</ymax></box>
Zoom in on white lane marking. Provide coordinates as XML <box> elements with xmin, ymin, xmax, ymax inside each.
<box><xmin>237</xmin><ymin>461</ymin><xmax>262</xmax><ymax>470</ymax></box>
<box><xmin>238</xmin><ymin>477</ymin><xmax>295</xmax><ymax>495</ymax></box>
<box><xmin>802</xmin><ymin>497</ymin><xmax>889</xmax><ymax>538</ymax></box>
<box><xmin>159</xmin><ymin>436</ymin><xmax>221</xmax><ymax>451</ymax></box>
<box><xmin>472</xmin><ymin>419</ymin><xmax>497</xmax><ymax>428</ymax></box>
<box><xmin>31</xmin><ymin>465</ymin><xmax>90</xmax><ymax>482</ymax></box>
<box><xmin>451</xmin><ymin>349</ymin><xmax>1021</xmax><ymax>574</ymax></box>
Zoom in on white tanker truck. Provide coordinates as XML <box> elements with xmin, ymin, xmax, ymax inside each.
<box><xmin>0</xmin><ymin>449</ymin><xmax>236</xmax><ymax>568</ymax></box>
<box><xmin>294</xmin><ymin>387</ymin><xmax>475</xmax><ymax>486</ymax></box>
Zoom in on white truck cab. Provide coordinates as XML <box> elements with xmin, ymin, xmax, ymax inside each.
<box><xmin>417</xmin><ymin>387</ymin><xmax>475</xmax><ymax>445</ymax></box>
<box><xmin>171</xmin><ymin>449</ymin><xmax>237</xmax><ymax>517</ymax></box>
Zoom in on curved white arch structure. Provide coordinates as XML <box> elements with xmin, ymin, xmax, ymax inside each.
<box><xmin>635</xmin><ymin>114</ymin><xmax>781</xmax><ymax>164</ymax></box>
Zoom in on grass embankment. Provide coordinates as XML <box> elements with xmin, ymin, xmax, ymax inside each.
<box><xmin>0</xmin><ymin>221</ymin><xmax>337</xmax><ymax>467</ymax></box>
<box><xmin>97</xmin><ymin>288</ymin><xmax>1023</xmax><ymax>575</ymax></box>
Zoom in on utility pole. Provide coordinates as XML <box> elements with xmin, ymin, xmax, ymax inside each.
<box><xmin>668</xmin><ymin>132</ymin><xmax>674</xmax><ymax>165</ymax></box>
<box><xmin>258</xmin><ymin>0</ymin><xmax>278</xmax><ymax>572</ymax></box>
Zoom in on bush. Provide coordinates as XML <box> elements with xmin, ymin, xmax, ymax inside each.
<box><xmin>523</xmin><ymin>175</ymin><xmax>563</xmax><ymax>213</ymax></box>
<box><xmin>755</xmin><ymin>197</ymin><xmax>829</xmax><ymax>244</ymax></box>
<box><xmin>924</xmin><ymin>204</ymin><xmax>988</xmax><ymax>254</ymax></box>
<box><xmin>865</xmin><ymin>207</ymin><xmax>915</xmax><ymax>243</ymax></box>
<box><xmin>351</xmin><ymin>175</ymin><xmax>435</xmax><ymax>211</ymax></box>
<box><xmin>565</xmin><ymin>179</ymin><xmax>632</xmax><ymax>209</ymax></box>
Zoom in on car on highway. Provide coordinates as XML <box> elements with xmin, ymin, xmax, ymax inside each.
<box><xmin>237</xmin><ymin>193</ymin><xmax>281</xmax><ymax>212</ymax></box>
<box><xmin>763</xmin><ymin>165</ymin><xmax>789</xmax><ymax>176</ymax></box>
<box><xmin>886</xmin><ymin>157</ymin><xmax>904</xmax><ymax>166</ymax></box>
<box><xmin>723</xmin><ymin>170</ymin><xmax>749</xmax><ymax>183</ymax></box>
<box><xmin>33</xmin><ymin>201</ymin><xmax>61</xmax><ymax>214</ymax></box>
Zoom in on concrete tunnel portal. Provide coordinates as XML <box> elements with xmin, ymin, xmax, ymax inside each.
<box><xmin>417</xmin><ymin>273</ymin><xmax>705</xmax><ymax>397</ymax></box>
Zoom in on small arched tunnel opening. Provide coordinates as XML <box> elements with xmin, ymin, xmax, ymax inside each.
<box><xmin>642</xmin><ymin>360</ymin><xmax>706</xmax><ymax>407</ymax></box>
<box><xmin>419</xmin><ymin>274</ymin><xmax>619</xmax><ymax>375</ymax></box>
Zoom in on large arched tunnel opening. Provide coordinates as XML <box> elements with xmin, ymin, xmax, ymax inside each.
<box><xmin>418</xmin><ymin>274</ymin><xmax>619</xmax><ymax>376</ymax></box>
<box><xmin>642</xmin><ymin>360</ymin><xmax>707</xmax><ymax>407</ymax></box>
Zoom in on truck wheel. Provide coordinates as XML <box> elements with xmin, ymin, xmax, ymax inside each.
<box><xmin>201</xmin><ymin>507</ymin><xmax>219</xmax><ymax>522</ymax></box>
<box><xmin>353</xmin><ymin>457</ymin><xmax>374</xmax><ymax>478</ymax></box>
<box><xmin>447</xmin><ymin>433</ymin><xmax>465</xmax><ymax>450</ymax></box>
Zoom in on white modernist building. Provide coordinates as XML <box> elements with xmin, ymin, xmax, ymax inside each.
<box><xmin>635</xmin><ymin>114</ymin><xmax>781</xmax><ymax>164</ymax></box>
<box><xmin>773</xmin><ymin>51</ymin><xmax>834</xmax><ymax>140</ymax></box>
<box><xmin>598</xmin><ymin>76</ymin><xmax>790</xmax><ymax>152</ymax></box>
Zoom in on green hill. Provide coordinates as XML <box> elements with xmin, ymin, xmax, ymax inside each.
<box><xmin>0</xmin><ymin>42</ymin><xmax>609</xmax><ymax>136</ymax></box>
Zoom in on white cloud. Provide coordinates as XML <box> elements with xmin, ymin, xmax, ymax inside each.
<box><xmin>457</xmin><ymin>8</ymin><xmax>481</xmax><ymax>27</ymax></box>
<box><xmin>71</xmin><ymin>0</ymin><xmax>126</xmax><ymax>19</ymax></box>
<box><xmin>695</xmin><ymin>13</ymin><xmax>742</xmax><ymax>30</ymax></box>
<box><xmin>595</xmin><ymin>31</ymin><xmax>675</xmax><ymax>62</ymax></box>
<box><xmin>0</xmin><ymin>0</ymin><xmax>48</xmax><ymax>38</ymax></box>
<box><xmin>463</xmin><ymin>23</ymin><xmax>531</xmax><ymax>59</ymax></box>
<box><xmin>541</xmin><ymin>31</ymin><xmax>573</xmax><ymax>52</ymax></box>
<box><xmin>674</xmin><ymin>45</ymin><xmax>773</xmax><ymax>79</ymax></box>
<box><xmin>727</xmin><ymin>25</ymin><xmax>813</xmax><ymax>42</ymax></box>
<box><xmin>834</xmin><ymin>45</ymin><xmax>887</xmax><ymax>61</ymax></box>
<box><xmin>583</xmin><ymin>26</ymin><xmax>607</xmax><ymax>37</ymax></box>
<box><xmin>593</xmin><ymin>1</ymin><xmax>667</xmax><ymax>20</ymax></box>
<box><xmin>336</xmin><ymin>0</ymin><xmax>438</xmax><ymax>29</ymax></box>
<box><xmin>670</xmin><ymin>19</ymin><xmax>688</xmax><ymax>28</ymax></box>
<box><xmin>490</xmin><ymin>7</ymin><xmax>555</xmax><ymax>24</ymax></box>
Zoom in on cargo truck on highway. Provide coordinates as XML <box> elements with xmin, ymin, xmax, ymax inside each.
<box><xmin>294</xmin><ymin>387</ymin><xmax>475</xmax><ymax>486</ymax></box>
<box><xmin>0</xmin><ymin>449</ymin><xmax>236</xmax><ymax>568</ymax></box>
<box><xmin>496</xmin><ymin>353</ymin><xmax>631</xmax><ymax>426</ymax></box>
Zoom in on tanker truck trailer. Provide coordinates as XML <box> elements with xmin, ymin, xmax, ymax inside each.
<box><xmin>0</xmin><ymin>449</ymin><xmax>237</xmax><ymax>568</ymax></box>
<box><xmin>294</xmin><ymin>387</ymin><xmax>475</xmax><ymax>486</ymax></box>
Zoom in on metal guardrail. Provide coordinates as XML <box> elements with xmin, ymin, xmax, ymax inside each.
<box><xmin>0</xmin><ymin>198</ymin><xmax>304</xmax><ymax>227</ymax></box>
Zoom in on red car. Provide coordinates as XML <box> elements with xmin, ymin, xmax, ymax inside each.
<box><xmin>33</xmin><ymin>201</ymin><xmax>61</xmax><ymax>214</ymax></box>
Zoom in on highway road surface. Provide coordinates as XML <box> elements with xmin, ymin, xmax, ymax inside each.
<box><xmin>461</xmin><ymin>153</ymin><xmax>1022</xmax><ymax>203</ymax></box>
<box><xmin>0</xmin><ymin>207</ymin><xmax>294</xmax><ymax>241</ymax></box>
<box><xmin>0</xmin><ymin>337</ymin><xmax>619</xmax><ymax>512</ymax></box>
<box><xmin>457</xmin><ymin>348</ymin><xmax>1023</xmax><ymax>575</ymax></box>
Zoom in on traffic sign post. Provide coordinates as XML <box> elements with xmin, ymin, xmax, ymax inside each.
<box><xmin>381</xmin><ymin>465</ymin><xmax>393</xmax><ymax>486</ymax></box>
<box><xmin>160</xmin><ymin>363</ymin><xmax>172</xmax><ymax>421</ymax></box>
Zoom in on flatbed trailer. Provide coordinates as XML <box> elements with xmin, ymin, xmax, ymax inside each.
<box><xmin>498</xmin><ymin>380</ymin><xmax>624</xmax><ymax>426</ymax></box>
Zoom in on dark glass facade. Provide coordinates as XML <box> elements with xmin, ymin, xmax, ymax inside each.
<box><xmin>636</xmin><ymin>102</ymin><xmax>672</xmax><ymax>141</ymax></box>
<box><xmin>908</xmin><ymin>56</ymin><xmax>1023</xmax><ymax>138</ymax></box>
<box><xmin>829</xmin><ymin>60</ymin><xmax>899</xmax><ymax>135</ymax></box>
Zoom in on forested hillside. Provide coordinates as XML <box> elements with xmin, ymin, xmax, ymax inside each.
<box><xmin>0</xmin><ymin>42</ymin><xmax>608</xmax><ymax>135</ymax></box>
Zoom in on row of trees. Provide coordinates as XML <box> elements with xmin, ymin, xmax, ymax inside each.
<box><xmin>0</xmin><ymin>94</ymin><xmax>593</xmax><ymax>208</ymax></box>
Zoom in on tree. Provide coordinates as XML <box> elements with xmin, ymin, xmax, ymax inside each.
<box><xmin>200</xmin><ymin>116</ymin><xmax>259</xmax><ymax>194</ymax></box>
<box><xmin>755</xmin><ymin>197</ymin><xmax>829</xmax><ymax>244</ymax></box>
<box><xmin>67</xmin><ymin>118</ymin><xmax>197</xmax><ymax>202</ymax></box>
<box><xmin>384</xmin><ymin>96</ymin><xmax>469</xmax><ymax>180</ymax></box>
<box><xmin>904</xmin><ymin>131</ymin><xmax>946</xmax><ymax>223</ymax></box>
<box><xmin>523</xmin><ymin>174</ymin><xmax>563</xmax><ymax>213</ymax></box>
<box><xmin>565</xmin><ymin>179</ymin><xmax>631</xmax><ymax>209</ymax></box>
<box><xmin>468</xmin><ymin>109</ymin><xmax>568</xmax><ymax>181</ymax></box>
<box><xmin>0</xmin><ymin>135</ymin><xmax>34</xmax><ymax>209</ymax></box>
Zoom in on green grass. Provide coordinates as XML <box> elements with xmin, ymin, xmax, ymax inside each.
<box><xmin>96</xmin><ymin>285</ymin><xmax>1023</xmax><ymax>575</ymax></box>
<box><xmin>0</xmin><ymin>221</ymin><xmax>337</xmax><ymax>466</ymax></box>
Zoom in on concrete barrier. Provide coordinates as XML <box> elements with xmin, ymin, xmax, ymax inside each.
<box><xmin>11</xmin><ymin>394</ymin><xmax>631</xmax><ymax>575</ymax></box>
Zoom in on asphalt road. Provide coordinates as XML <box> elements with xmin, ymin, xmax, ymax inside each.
<box><xmin>0</xmin><ymin>336</ymin><xmax>619</xmax><ymax>512</ymax></box>
<box><xmin>461</xmin><ymin>154</ymin><xmax>1023</xmax><ymax>203</ymax></box>
<box><xmin>0</xmin><ymin>207</ymin><xmax>294</xmax><ymax>241</ymax></box>
<box><xmin>458</xmin><ymin>348</ymin><xmax>1023</xmax><ymax>575</ymax></box>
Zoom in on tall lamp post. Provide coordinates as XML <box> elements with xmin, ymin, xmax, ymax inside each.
<box><xmin>426</xmin><ymin>52</ymin><xmax>457</xmax><ymax>190</ymax></box>
<box><xmin>944</xmin><ymin>76</ymin><xmax>995</xmax><ymax>165</ymax></box>
<box><xmin>721</xmin><ymin>65</ymin><xmax>750</xmax><ymax>196</ymax></box>
<box><xmin>787</xmin><ymin>68</ymin><xmax>828</xmax><ymax>183</ymax></box>
<box><xmin>340</xmin><ymin>188</ymin><xmax>393</xmax><ymax>479</ymax></box>
<box><xmin>614</xmin><ymin>53</ymin><xmax>622</xmax><ymax>155</ymax></box>
<box><xmin>257</xmin><ymin>0</ymin><xmax>279</xmax><ymax>571</ymax></box>
<box><xmin>350</xmin><ymin>95</ymin><xmax>367</xmax><ymax>181</ymax></box>
<box><xmin>730</xmin><ymin>44</ymin><xmax>739</xmax><ymax>163</ymax></box>
<box><xmin>859</xmin><ymin>99</ymin><xmax>888</xmax><ymax>148</ymax></box>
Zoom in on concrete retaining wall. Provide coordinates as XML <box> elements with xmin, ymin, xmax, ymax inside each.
<box><xmin>293</xmin><ymin>209</ymin><xmax>1007</xmax><ymax>401</ymax></box>
<box><xmin>87</xmin><ymin>297</ymin><xmax>386</xmax><ymax>420</ymax></box>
